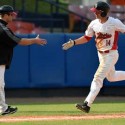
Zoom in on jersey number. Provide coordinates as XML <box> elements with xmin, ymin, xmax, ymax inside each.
<box><xmin>106</xmin><ymin>40</ymin><xmax>111</xmax><ymax>46</ymax></box>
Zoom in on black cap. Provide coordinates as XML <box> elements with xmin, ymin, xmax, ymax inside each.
<box><xmin>0</xmin><ymin>5</ymin><xmax>17</xmax><ymax>16</ymax></box>
<box><xmin>90</xmin><ymin>1</ymin><xmax>110</xmax><ymax>13</ymax></box>
<box><xmin>0</xmin><ymin>5</ymin><xmax>14</xmax><ymax>13</ymax></box>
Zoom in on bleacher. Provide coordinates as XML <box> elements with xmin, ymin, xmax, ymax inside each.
<box><xmin>6</xmin><ymin>0</ymin><xmax>125</xmax><ymax>34</ymax></box>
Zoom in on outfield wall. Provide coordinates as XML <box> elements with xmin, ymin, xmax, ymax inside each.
<box><xmin>5</xmin><ymin>33</ymin><xmax>125</xmax><ymax>88</ymax></box>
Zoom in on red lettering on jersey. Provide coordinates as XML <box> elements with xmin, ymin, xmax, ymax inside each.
<box><xmin>95</xmin><ymin>32</ymin><xmax>112</xmax><ymax>49</ymax></box>
<box><xmin>96</xmin><ymin>32</ymin><xmax>112</xmax><ymax>39</ymax></box>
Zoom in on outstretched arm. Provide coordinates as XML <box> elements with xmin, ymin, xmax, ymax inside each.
<box><xmin>18</xmin><ymin>35</ymin><xmax>47</xmax><ymax>46</ymax></box>
<box><xmin>74</xmin><ymin>36</ymin><xmax>91</xmax><ymax>45</ymax></box>
<box><xmin>62</xmin><ymin>35</ymin><xmax>91</xmax><ymax>50</ymax></box>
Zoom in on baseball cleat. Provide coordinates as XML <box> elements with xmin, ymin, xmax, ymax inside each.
<box><xmin>1</xmin><ymin>106</ymin><xmax>18</xmax><ymax>116</ymax></box>
<box><xmin>75</xmin><ymin>101</ymin><xmax>90</xmax><ymax>113</ymax></box>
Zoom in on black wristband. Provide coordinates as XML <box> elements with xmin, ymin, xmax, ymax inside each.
<box><xmin>73</xmin><ymin>40</ymin><xmax>76</xmax><ymax>45</ymax></box>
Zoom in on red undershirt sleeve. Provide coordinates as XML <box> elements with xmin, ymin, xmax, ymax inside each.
<box><xmin>84</xmin><ymin>35</ymin><xmax>92</xmax><ymax>41</ymax></box>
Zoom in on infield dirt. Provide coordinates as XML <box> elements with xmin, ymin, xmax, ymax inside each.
<box><xmin>0</xmin><ymin>113</ymin><xmax>125</xmax><ymax>122</ymax></box>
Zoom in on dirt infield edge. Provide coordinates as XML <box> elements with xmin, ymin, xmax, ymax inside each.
<box><xmin>0</xmin><ymin>113</ymin><xmax>125</xmax><ymax>122</ymax></box>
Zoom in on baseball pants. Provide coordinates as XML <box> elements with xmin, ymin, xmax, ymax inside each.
<box><xmin>0</xmin><ymin>65</ymin><xmax>8</xmax><ymax>113</ymax></box>
<box><xmin>85</xmin><ymin>50</ymin><xmax>125</xmax><ymax>107</ymax></box>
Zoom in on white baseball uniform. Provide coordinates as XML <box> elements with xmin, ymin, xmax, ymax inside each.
<box><xmin>0</xmin><ymin>65</ymin><xmax>8</xmax><ymax>113</ymax></box>
<box><xmin>84</xmin><ymin>17</ymin><xmax>125</xmax><ymax>107</ymax></box>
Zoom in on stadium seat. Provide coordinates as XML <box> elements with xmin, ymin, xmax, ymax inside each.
<box><xmin>110</xmin><ymin>5</ymin><xmax>124</xmax><ymax>13</ymax></box>
<box><xmin>31</xmin><ymin>27</ymin><xmax>47</xmax><ymax>34</ymax></box>
<box><xmin>8</xmin><ymin>21</ymin><xmax>35</xmax><ymax>34</ymax></box>
<box><xmin>110</xmin><ymin>13</ymin><xmax>125</xmax><ymax>22</ymax></box>
<box><xmin>110</xmin><ymin>0</ymin><xmax>125</xmax><ymax>5</ymax></box>
<box><xmin>110</xmin><ymin>5</ymin><xmax>125</xmax><ymax>23</ymax></box>
<box><xmin>7</xmin><ymin>21</ymin><xmax>17</xmax><ymax>32</ymax></box>
<box><xmin>85</xmin><ymin>6</ymin><xmax>95</xmax><ymax>20</ymax></box>
<box><xmin>15</xmin><ymin>28</ymin><xmax>31</xmax><ymax>34</ymax></box>
<box><xmin>68</xmin><ymin>5</ymin><xmax>90</xmax><ymax>32</ymax></box>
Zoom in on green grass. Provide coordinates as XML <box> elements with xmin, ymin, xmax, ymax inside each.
<box><xmin>1</xmin><ymin>119</ymin><xmax>125</xmax><ymax>125</ymax></box>
<box><xmin>0</xmin><ymin>100</ymin><xmax>125</xmax><ymax>125</ymax></box>
<box><xmin>11</xmin><ymin>102</ymin><xmax>125</xmax><ymax>116</ymax></box>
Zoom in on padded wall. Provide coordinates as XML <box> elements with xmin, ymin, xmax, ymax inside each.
<box><xmin>5</xmin><ymin>33</ymin><xmax>125</xmax><ymax>88</ymax></box>
<box><xmin>29</xmin><ymin>34</ymin><xmax>65</xmax><ymax>88</ymax></box>
<box><xmin>5</xmin><ymin>34</ymin><xmax>30</xmax><ymax>88</ymax></box>
<box><xmin>64</xmin><ymin>34</ymin><xmax>98</xmax><ymax>87</ymax></box>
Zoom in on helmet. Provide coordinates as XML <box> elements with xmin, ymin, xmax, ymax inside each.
<box><xmin>90</xmin><ymin>1</ymin><xmax>110</xmax><ymax>17</ymax></box>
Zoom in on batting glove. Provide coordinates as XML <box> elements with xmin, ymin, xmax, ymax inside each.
<box><xmin>62</xmin><ymin>39</ymin><xmax>75</xmax><ymax>50</ymax></box>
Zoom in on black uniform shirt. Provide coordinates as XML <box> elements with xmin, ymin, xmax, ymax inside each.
<box><xmin>0</xmin><ymin>19</ymin><xmax>21</xmax><ymax>69</ymax></box>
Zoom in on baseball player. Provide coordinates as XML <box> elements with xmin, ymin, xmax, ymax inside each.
<box><xmin>0</xmin><ymin>5</ymin><xmax>47</xmax><ymax>115</ymax></box>
<box><xmin>62</xmin><ymin>1</ymin><xmax>125</xmax><ymax>113</ymax></box>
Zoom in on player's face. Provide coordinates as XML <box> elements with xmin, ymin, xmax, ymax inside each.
<box><xmin>94</xmin><ymin>11</ymin><xmax>102</xmax><ymax>19</ymax></box>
